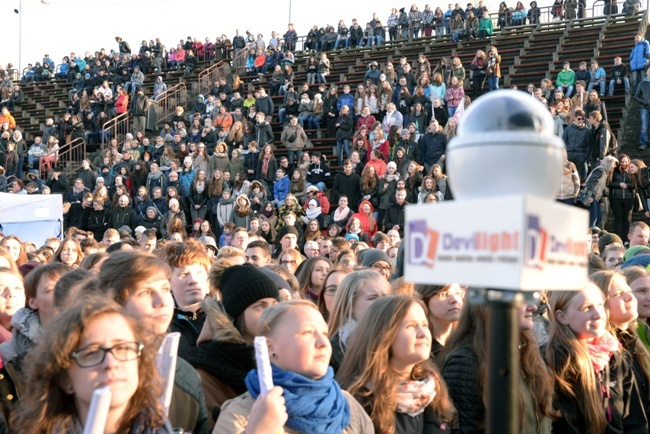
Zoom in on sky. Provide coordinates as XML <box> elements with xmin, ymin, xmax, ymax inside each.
<box><xmin>4</xmin><ymin>0</ymin><xmax>580</xmax><ymax>72</ymax></box>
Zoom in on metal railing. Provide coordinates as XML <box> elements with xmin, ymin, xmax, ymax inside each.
<box><xmin>46</xmin><ymin>137</ymin><xmax>86</xmax><ymax>179</ymax></box>
<box><xmin>101</xmin><ymin>112</ymin><xmax>130</xmax><ymax>150</ymax></box>
<box><xmin>152</xmin><ymin>82</ymin><xmax>188</xmax><ymax>126</ymax></box>
<box><xmin>233</xmin><ymin>46</ymin><xmax>251</xmax><ymax>76</ymax></box>
<box><xmin>274</xmin><ymin>0</ymin><xmax>635</xmax><ymax>51</ymax></box>
<box><xmin>197</xmin><ymin>61</ymin><xmax>230</xmax><ymax>97</ymax></box>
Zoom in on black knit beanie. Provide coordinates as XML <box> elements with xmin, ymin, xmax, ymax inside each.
<box><xmin>220</xmin><ymin>264</ymin><xmax>280</xmax><ymax>320</ymax></box>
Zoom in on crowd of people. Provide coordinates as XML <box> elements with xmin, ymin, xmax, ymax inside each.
<box><xmin>0</xmin><ymin>2</ymin><xmax>648</xmax><ymax>433</ymax></box>
<box><xmin>0</xmin><ymin>181</ymin><xmax>650</xmax><ymax>433</ymax></box>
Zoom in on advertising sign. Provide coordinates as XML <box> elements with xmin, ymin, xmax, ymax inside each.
<box><xmin>405</xmin><ymin>195</ymin><xmax>589</xmax><ymax>291</ymax></box>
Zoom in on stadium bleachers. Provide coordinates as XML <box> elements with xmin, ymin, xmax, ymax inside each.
<box><xmin>6</xmin><ymin>10</ymin><xmax>647</xmax><ymax>179</ymax></box>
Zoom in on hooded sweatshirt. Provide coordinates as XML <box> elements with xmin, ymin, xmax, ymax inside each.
<box><xmin>351</xmin><ymin>200</ymin><xmax>378</xmax><ymax>238</ymax></box>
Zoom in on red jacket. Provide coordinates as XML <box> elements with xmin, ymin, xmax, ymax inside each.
<box><xmin>365</xmin><ymin>159</ymin><xmax>387</xmax><ymax>178</ymax></box>
<box><xmin>115</xmin><ymin>94</ymin><xmax>129</xmax><ymax>114</ymax></box>
<box><xmin>366</xmin><ymin>139</ymin><xmax>390</xmax><ymax>162</ymax></box>
<box><xmin>356</xmin><ymin>115</ymin><xmax>377</xmax><ymax>131</ymax></box>
<box><xmin>303</xmin><ymin>192</ymin><xmax>330</xmax><ymax>214</ymax></box>
<box><xmin>351</xmin><ymin>200</ymin><xmax>378</xmax><ymax>239</ymax></box>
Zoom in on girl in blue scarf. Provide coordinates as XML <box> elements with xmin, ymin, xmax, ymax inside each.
<box><xmin>214</xmin><ymin>300</ymin><xmax>374</xmax><ymax>433</ymax></box>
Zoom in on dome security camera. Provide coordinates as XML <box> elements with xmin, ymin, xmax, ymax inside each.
<box><xmin>446</xmin><ymin>90</ymin><xmax>565</xmax><ymax>201</ymax></box>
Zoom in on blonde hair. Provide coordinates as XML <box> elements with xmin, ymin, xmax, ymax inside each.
<box><xmin>256</xmin><ymin>300</ymin><xmax>318</xmax><ymax>336</ymax></box>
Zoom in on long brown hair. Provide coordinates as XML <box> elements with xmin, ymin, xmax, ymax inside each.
<box><xmin>337</xmin><ymin>295</ymin><xmax>456</xmax><ymax>434</ymax></box>
<box><xmin>591</xmin><ymin>270</ymin><xmax>650</xmax><ymax>383</ymax></box>
<box><xmin>12</xmin><ymin>295</ymin><xmax>164</xmax><ymax>433</ymax></box>
<box><xmin>441</xmin><ymin>302</ymin><xmax>556</xmax><ymax>430</ymax></box>
<box><xmin>361</xmin><ymin>165</ymin><xmax>378</xmax><ymax>192</ymax></box>
<box><xmin>545</xmin><ymin>287</ymin><xmax>608</xmax><ymax>434</ymax></box>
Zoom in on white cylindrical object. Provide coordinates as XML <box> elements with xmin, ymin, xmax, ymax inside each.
<box><xmin>157</xmin><ymin>332</ymin><xmax>180</xmax><ymax>418</ymax></box>
<box><xmin>254</xmin><ymin>336</ymin><xmax>274</xmax><ymax>397</ymax></box>
<box><xmin>447</xmin><ymin>90</ymin><xmax>565</xmax><ymax>200</ymax></box>
<box><xmin>82</xmin><ymin>386</ymin><xmax>112</xmax><ymax>434</ymax></box>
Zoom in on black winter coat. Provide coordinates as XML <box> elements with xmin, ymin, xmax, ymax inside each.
<box><xmin>335</xmin><ymin>114</ymin><xmax>354</xmax><ymax>141</ymax></box>
<box><xmin>332</xmin><ymin>172</ymin><xmax>362</xmax><ymax>212</ymax></box>
<box><xmin>609</xmin><ymin>170</ymin><xmax>636</xmax><ymax>200</ymax></box>
<box><xmin>419</xmin><ymin>132</ymin><xmax>448</xmax><ymax>166</ymax></box>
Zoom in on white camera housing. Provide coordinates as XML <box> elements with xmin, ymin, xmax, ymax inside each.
<box><xmin>447</xmin><ymin>90</ymin><xmax>565</xmax><ymax>201</ymax></box>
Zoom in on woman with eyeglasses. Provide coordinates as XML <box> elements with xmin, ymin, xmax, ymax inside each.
<box><xmin>328</xmin><ymin>269</ymin><xmax>391</xmax><ymax>373</ymax></box>
<box><xmin>414</xmin><ymin>284</ymin><xmax>465</xmax><ymax>358</ymax></box>
<box><xmin>441</xmin><ymin>299</ymin><xmax>555</xmax><ymax>433</ymax></box>
<box><xmin>317</xmin><ymin>267</ymin><xmax>354</xmax><ymax>321</ymax></box>
<box><xmin>13</xmin><ymin>295</ymin><xmax>173</xmax><ymax>433</ymax></box>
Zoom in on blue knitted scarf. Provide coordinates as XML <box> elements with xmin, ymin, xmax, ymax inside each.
<box><xmin>245</xmin><ymin>365</ymin><xmax>351</xmax><ymax>434</ymax></box>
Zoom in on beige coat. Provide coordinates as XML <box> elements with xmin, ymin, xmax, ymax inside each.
<box><xmin>213</xmin><ymin>390</ymin><xmax>375</xmax><ymax>434</ymax></box>
<box><xmin>281</xmin><ymin>124</ymin><xmax>308</xmax><ymax>151</ymax></box>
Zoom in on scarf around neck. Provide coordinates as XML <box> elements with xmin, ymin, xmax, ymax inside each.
<box><xmin>262</xmin><ymin>154</ymin><xmax>271</xmax><ymax>178</ymax></box>
<box><xmin>333</xmin><ymin>206</ymin><xmax>350</xmax><ymax>223</ymax></box>
<box><xmin>245</xmin><ymin>365</ymin><xmax>350</xmax><ymax>434</ymax></box>
<box><xmin>586</xmin><ymin>331</ymin><xmax>620</xmax><ymax>372</ymax></box>
<box><xmin>395</xmin><ymin>375</ymin><xmax>437</xmax><ymax>417</ymax></box>
<box><xmin>188</xmin><ymin>340</ymin><xmax>255</xmax><ymax>394</ymax></box>
<box><xmin>306</xmin><ymin>207</ymin><xmax>322</xmax><ymax>220</ymax></box>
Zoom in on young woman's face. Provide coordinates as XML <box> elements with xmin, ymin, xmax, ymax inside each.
<box><xmin>309</xmin><ymin>220</ymin><xmax>319</xmax><ymax>232</ymax></box>
<box><xmin>425</xmin><ymin>178</ymin><xmax>434</xmax><ymax>190</ymax></box>
<box><xmin>268</xmin><ymin>306</ymin><xmax>331</xmax><ymax>380</ymax></box>
<box><xmin>323</xmin><ymin>272</ymin><xmax>346</xmax><ymax>313</ymax></box>
<box><xmin>123</xmin><ymin>270</ymin><xmax>173</xmax><ymax>336</ymax></box>
<box><xmin>0</xmin><ymin>271</ymin><xmax>25</xmax><ymax>320</ymax></box>
<box><xmin>607</xmin><ymin>274</ymin><xmax>638</xmax><ymax>328</ymax></box>
<box><xmin>390</xmin><ymin>303</ymin><xmax>431</xmax><ymax>372</ymax></box>
<box><xmin>3</xmin><ymin>239</ymin><xmax>21</xmax><ymax>262</ymax></box>
<box><xmin>65</xmin><ymin>314</ymin><xmax>140</xmax><ymax>420</ymax></box>
<box><xmin>261</xmin><ymin>221</ymin><xmax>271</xmax><ymax>231</ymax></box>
<box><xmin>630</xmin><ymin>275</ymin><xmax>650</xmax><ymax>320</ymax></box>
<box><xmin>352</xmin><ymin>279</ymin><xmax>389</xmax><ymax>322</ymax></box>
<box><xmin>361</xmin><ymin>203</ymin><xmax>371</xmax><ymax>215</ymax></box>
<box><xmin>310</xmin><ymin>260</ymin><xmax>331</xmax><ymax>291</ymax></box>
<box><xmin>200</xmin><ymin>221</ymin><xmax>210</xmax><ymax>232</ymax></box>
<box><xmin>59</xmin><ymin>241</ymin><xmax>78</xmax><ymax>266</ymax></box>
<box><xmin>555</xmin><ymin>284</ymin><xmax>606</xmax><ymax>342</ymax></box>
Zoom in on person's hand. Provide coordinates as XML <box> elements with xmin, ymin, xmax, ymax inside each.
<box><xmin>646</xmin><ymin>211</ymin><xmax>650</xmax><ymax>218</ymax></box>
<box><xmin>588</xmin><ymin>197</ymin><xmax>594</xmax><ymax>204</ymax></box>
<box><xmin>195</xmin><ymin>205</ymin><xmax>201</xmax><ymax>209</ymax></box>
<box><xmin>394</xmin><ymin>225</ymin><xmax>400</xmax><ymax>231</ymax></box>
<box><xmin>383</xmin><ymin>184</ymin><xmax>388</xmax><ymax>190</ymax></box>
<box><xmin>620</xmin><ymin>183</ymin><xmax>627</xmax><ymax>189</ymax></box>
<box><xmin>617</xmin><ymin>79</ymin><xmax>621</xmax><ymax>84</ymax></box>
<box><xmin>246</xmin><ymin>387</ymin><xmax>288</xmax><ymax>434</ymax></box>
<box><xmin>440</xmin><ymin>154</ymin><xmax>446</xmax><ymax>162</ymax></box>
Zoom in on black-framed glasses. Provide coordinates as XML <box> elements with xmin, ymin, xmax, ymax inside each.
<box><xmin>70</xmin><ymin>342</ymin><xmax>143</xmax><ymax>368</ymax></box>
<box><xmin>371</xmin><ymin>263</ymin><xmax>392</xmax><ymax>273</ymax></box>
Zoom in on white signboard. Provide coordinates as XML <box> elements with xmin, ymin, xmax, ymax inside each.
<box><xmin>405</xmin><ymin>194</ymin><xmax>589</xmax><ymax>291</ymax></box>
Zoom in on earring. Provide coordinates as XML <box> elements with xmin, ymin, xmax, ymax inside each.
<box><xmin>271</xmin><ymin>352</ymin><xmax>277</xmax><ymax>358</ymax></box>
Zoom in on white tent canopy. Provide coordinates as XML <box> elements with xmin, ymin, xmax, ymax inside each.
<box><xmin>0</xmin><ymin>193</ymin><xmax>63</xmax><ymax>246</ymax></box>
